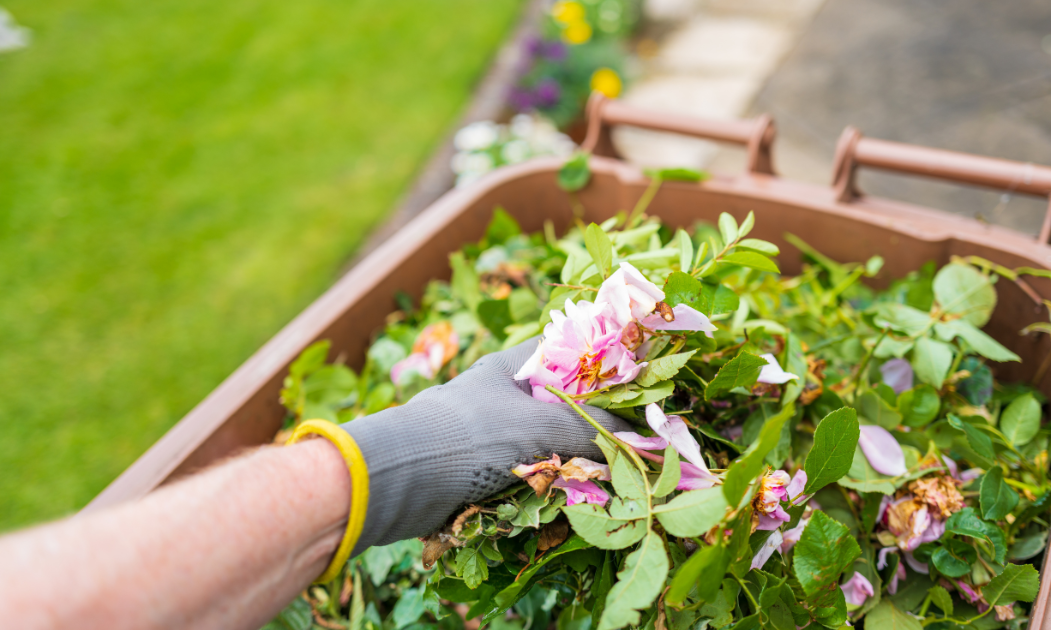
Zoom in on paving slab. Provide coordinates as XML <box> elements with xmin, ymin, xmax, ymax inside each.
<box><xmin>744</xmin><ymin>0</ymin><xmax>1051</xmax><ymax>234</ymax></box>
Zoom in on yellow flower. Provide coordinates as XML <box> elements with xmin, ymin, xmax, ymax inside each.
<box><xmin>590</xmin><ymin>67</ymin><xmax>622</xmax><ymax>98</ymax></box>
<box><xmin>562</xmin><ymin>19</ymin><xmax>593</xmax><ymax>45</ymax></box>
<box><xmin>552</xmin><ymin>1</ymin><xmax>586</xmax><ymax>25</ymax></box>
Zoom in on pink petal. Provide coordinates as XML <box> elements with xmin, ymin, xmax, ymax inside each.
<box><xmin>529</xmin><ymin>362</ymin><xmax>567</xmax><ymax>403</ymax></box>
<box><xmin>903</xmin><ymin>551</ymin><xmax>929</xmax><ymax>574</ymax></box>
<box><xmin>786</xmin><ymin>470</ymin><xmax>808</xmax><ymax>504</ymax></box>
<box><xmin>613</xmin><ymin>431</ymin><xmax>669</xmax><ymax>451</ymax></box>
<box><xmin>941</xmin><ymin>456</ymin><xmax>959</xmax><ymax>479</ymax></box>
<box><xmin>640</xmin><ymin>304</ymin><xmax>716</xmax><ymax>337</ymax></box>
<box><xmin>841</xmin><ymin>572</ymin><xmax>874</xmax><ymax>607</ymax></box>
<box><xmin>880</xmin><ymin>358</ymin><xmax>914</xmax><ymax>395</ymax></box>
<box><xmin>646</xmin><ymin>404</ymin><xmax>708</xmax><ymax>471</ymax></box>
<box><xmin>561</xmin><ymin>457</ymin><xmax>611</xmax><ymax>481</ymax></box>
<box><xmin>677</xmin><ymin>462</ymin><xmax>718</xmax><ymax>490</ymax></box>
<box><xmin>757</xmin><ymin>353</ymin><xmax>799</xmax><ymax>384</ymax></box>
<box><xmin>781</xmin><ymin>518</ymin><xmax>808</xmax><ymax>552</ymax></box>
<box><xmin>552</xmin><ymin>478</ymin><xmax>609</xmax><ymax>506</ymax></box>
<box><xmin>596</xmin><ymin>262</ymin><xmax>664</xmax><ymax>329</ymax></box>
<box><xmin>513</xmin><ymin>341</ymin><xmax>544</xmax><ymax>381</ymax></box>
<box><xmin>390</xmin><ymin>353</ymin><xmax>434</xmax><ymax>385</ymax></box>
<box><xmin>512</xmin><ymin>455</ymin><xmax>562</xmax><ymax>478</ymax></box>
<box><xmin>888</xmin><ymin>562</ymin><xmax>906</xmax><ymax>595</ymax></box>
<box><xmin>858</xmin><ymin>425</ymin><xmax>907</xmax><ymax>476</ymax></box>
<box><xmin>877</xmin><ymin>546</ymin><xmax>897</xmax><ymax>570</ymax></box>
<box><xmin>918</xmin><ymin>516</ymin><xmax>945</xmax><ymax>545</ymax></box>
<box><xmin>751</xmin><ymin>530</ymin><xmax>783</xmax><ymax>570</ymax></box>
<box><xmin>956</xmin><ymin>580</ymin><xmax>982</xmax><ymax>604</ymax></box>
<box><xmin>960</xmin><ymin>468</ymin><xmax>983</xmax><ymax>483</ymax></box>
<box><xmin>756</xmin><ymin>513</ymin><xmax>786</xmax><ymax>531</ymax></box>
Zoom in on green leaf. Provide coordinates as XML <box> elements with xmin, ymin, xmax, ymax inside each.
<box><xmin>264</xmin><ymin>597</ymin><xmax>313</xmax><ymax>630</ymax></box>
<box><xmin>667</xmin><ymin>544</ymin><xmax>729</xmax><ymax>606</ymax></box>
<box><xmin>449</xmin><ymin>251</ymin><xmax>482</xmax><ymax>311</ymax></box>
<box><xmin>931</xmin><ymin>547</ymin><xmax>971</xmax><ymax>578</ymax></box>
<box><xmin>654</xmin><ymin>487</ymin><xmax>728</xmax><ymax>537</ymax></box>
<box><xmin>793</xmin><ymin>511</ymin><xmax>861</xmax><ymax>598</ymax></box>
<box><xmin>597</xmin><ymin>531</ymin><xmax>669</xmax><ymax>630</ymax></box>
<box><xmin>705</xmin><ymin>352</ymin><xmax>769</xmax><ymax>400</ymax></box>
<box><xmin>898</xmin><ymin>385</ymin><xmax>940</xmax><ymax>428</ymax></box>
<box><xmin>910</xmin><ymin>336</ymin><xmax>953</xmax><ymax>388</ymax></box>
<box><xmin>478</xmin><ymin>536</ymin><xmax>592</xmax><ymax>624</ymax></box>
<box><xmin>936</xmin><ymin>320</ymin><xmax>1020</xmax><ymax>362</ymax></box>
<box><xmin>928</xmin><ymin>585</ymin><xmax>953</xmax><ymax>616</ymax></box>
<box><xmin>648</xmin><ymin>167</ymin><xmax>708</xmax><ymax>182</ymax></box>
<box><xmin>508</xmin><ymin>286</ymin><xmax>539</xmax><ymax>322</ymax></box>
<box><xmin>864</xmin><ymin>600</ymin><xmax>922</xmax><ymax>630</ymax></box>
<box><xmin>558</xmin><ymin>152</ymin><xmax>591</xmax><ymax>192</ymax></box>
<box><xmin>723</xmin><ymin>403</ymin><xmax>795</xmax><ymax>506</ymax></box>
<box><xmin>677</xmin><ymin>230</ymin><xmax>693</xmax><ymax>272</ymax></box>
<box><xmin>983</xmin><ymin>563</ymin><xmax>1040</xmax><ymax>605</ymax></box>
<box><xmin>585</xmin><ymin>223</ymin><xmax>613</xmax><ymax>278</ymax></box>
<box><xmin>837</xmin><ymin>445</ymin><xmax>896</xmax><ymax>495</ymax></box>
<box><xmin>698</xmin><ymin>282</ymin><xmax>740</xmax><ymax>316</ymax></box>
<box><xmin>803</xmin><ymin>407</ymin><xmax>861</xmax><ymax>495</ymax></box>
<box><xmin>738</xmin><ymin>210</ymin><xmax>755</xmax><ymax>237</ymax></box>
<box><xmin>721</xmin><ymin>250</ymin><xmax>780</xmax><ymax>273</ymax></box>
<box><xmin>635</xmin><ymin>350</ymin><xmax>696</xmax><ymax>387</ymax></box>
<box><xmin>947</xmin><ymin>414</ymin><xmax>995</xmax><ymax>459</ymax></box>
<box><xmin>511</xmin><ymin>492</ymin><xmax>546</xmax><ymax>528</ymax></box>
<box><xmin>735</xmin><ymin>238</ymin><xmax>780</xmax><ymax>256</ymax></box>
<box><xmin>933</xmin><ymin>262</ymin><xmax>997</xmax><ymax>327</ymax></box>
<box><xmin>945</xmin><ymin>508</ymin><xmax>991</xmax><ymax>540</ymax></box>
<box><xmin>456</xmin><ymin>546</ymin><xmax>489</xmax><ymax>589</ymax></box>
<box><xmin>651</xmin><ymin>445</ymin><xmax>680</xmax><ymax>498</ymax></box>
<box><xmin>980</xmin><ymin>467</ymin><xmax>1020</xmax><ymax>520</ymax></box>
<box><xmin>607</xmin><ymin>380</ymin><xmax>675</xmax><ymax>409</ymax></box>
<box><xmin>484</xmin><ymin>207</ymin><xmax>522</xmax><ymax>245</ymax></box>
<box><xmin>606</xmin><ymin>441</ymin><xmax>648</xmax><ymax>501</ymax></box>
<box><xmin>391</xmin><ymin>587</ymin><xmax>425</xmax><ymax>630</ymax></box>
<box><xmin>563</xmin><ymin>504</ymin><xmax>647</xmax><ymax>550</ymax></box>
<box><xmin>859</xmin><ymin>391</ymin><xmax>901</xmax><ymax>430</ymax></box>
<box><xmin>1000</xmin><ymin>393</ymin><xmax>1041</xmax><ymax>447</ymax></box>
<box><xmin>870</xmin><ymin>302</ymin><xmax>932</xmax><ymax>337</ymax></box>
<box><xmin>477</xmin><ymin>299</ymin><xmax>513</xmax><ymax>340</ymax></box>
<box><xmin>591</xmin><ymin>552</ymin><xmax>615</xmax><ymax>625</ymax></box>
<box><xmin>718</xmin><ymin>212</ymin><xmax>738</xmax><ymax>246</ymax></box>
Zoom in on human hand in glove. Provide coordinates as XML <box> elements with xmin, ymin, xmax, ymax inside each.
<box><xmin>288</xmin><ymin>338</ymin><xmax>631</xmax><ymax>582</ymax></box>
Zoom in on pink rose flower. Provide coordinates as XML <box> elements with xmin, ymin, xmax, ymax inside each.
<box><xmin>390</xmin><ymin>321</ymin><xmax>460</xmax><ymax>384</ymax></box>
<box><xmin>841</xmin><ymin>572</ymin><xmax>875</xmax><ymax>607</ymax></box>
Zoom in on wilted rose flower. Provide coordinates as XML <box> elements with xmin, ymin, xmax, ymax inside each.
<box><xmin>512</xmin><ymin>455</ymin><xmax>611</xmax><ymax>506</ymax></box>
<box><xmin>390</xmin><ymin>322</ymin><xmax>460</xmax><ymax>384</ymax></box>
<box><xmin>840</xmin><ymin>572</ymin><xmax>874</xmax><ymax>607</ymax></box>
<box><xmin>909</xmin><ymin>475</ymin><xmax>965</xmax><ymax>519</ymax></box>
<box><xmin>883</xmin><ymin>496</ymin><xmax>945</xmax><ymax>551</ymax></box>
<box><xmin>514</xmin><ymin>299</ymin><xmax>644</xmax><ymax>402</ymax></box>
<box><xmin>753</xmin><ymin>470</ymin><xmax>795</xmax><ymax>531</ymax></box>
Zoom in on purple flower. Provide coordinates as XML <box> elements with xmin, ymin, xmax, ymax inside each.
<box><xmin>552</xmin><ymin>478</ymin><xmax>609</xmax><ymax>506</ymax></box>
<box><xmin>542</xmin><ymin>40</ymin><xmax>567</xmax><ymax>61</ymax></box>
<box><xmin>507</xmin><ymin>87</ymin><xmax>536</xmax><ymax>112</ymax></box>
<box><xmin>880</xmin><ymin>358</ymin><xmax>914</xmax><ymax>394</ymax></box>
<box><xmin>858</xmin><ymin>424</ymin><xmax>907</xmax><ymax>476</ymax></box>
<box><xmin>535</xmin><ymin>78</ymin><xmax>561</xmax><ymax>107</ymax></box>
<box><xmin>840</xmin><ymin>571</ymin><xmax>875</xmax><ymax>607</ymax></box>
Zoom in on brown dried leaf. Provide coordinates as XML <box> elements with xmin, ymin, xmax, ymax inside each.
<box><xmin>452</xmin><ymin>505</ymin><xmax>482</xmax><ymax>535</ymax></box>
<box><xmin>422</xmin><ymin>533</ymin><xmax>457</xmax><ymax>569</ymax></box>
<box><xmin>339</xmin><ymin>571</ymin><xmax>353</xmax><ymax>606</ymax></box>
<box><xmin>526</xmin><ymin>471</ymin><xmax>558</xmax><ymax>497</ymax></box>
<box><xmin>537</xmin><ymin>520</ymin><xmax>569</xmax><ymax>552</ymax></box>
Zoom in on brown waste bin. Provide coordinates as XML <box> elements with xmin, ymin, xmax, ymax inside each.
<box><xmin>85</xmin><ymin>95</ymin><xmax>1051</xmax><ymax>627</ymax></box>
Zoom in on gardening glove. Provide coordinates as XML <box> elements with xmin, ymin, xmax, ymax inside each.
<box><xmin>288</xmin><ymin>338</ymin><xmax>630</xmax><ymax>581</ymax></box>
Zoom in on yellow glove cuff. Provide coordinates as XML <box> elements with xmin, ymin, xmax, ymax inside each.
<box><xmin>287</xmin><ymin>419</ymin><xmax>370</xmax><ymax>583</ymax></box>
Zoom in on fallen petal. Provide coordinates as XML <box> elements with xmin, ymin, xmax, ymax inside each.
<box><xmin>781</xmin><ymin>518</ymin><xmax>809</xmax><ymax>552</ymax></box>
<box><xmin>552</xmin><ymin>478</ymin><xmax>609</xmax><ymax>506</ymax></box>
<box><xmin>561</xmin><ymin>457</ymin><xmax>611</xmax><ymax>482</ymax></box>
<box><xmin>512</xmin><ymin>455</ymin><xmax>562</xmax><ymax>478</ymax></box>
<box><xmin>677</xmin><ymin>462</ymin><xmax>718</xmax><ymax>490</ymax></box>
<box><xmin>786</xmin><ymin>470</ymin><xmax>808</xmax><ymax>504</ymax></box>
<box><xmin>640</xmin><ymin>304</ymin><xmax>716</xmax><ymax>337</ymax></box>
<box><xmin>751</xmin><ymin>529</ymin><xmax>783</xmax><ymax>570</ymax></box>
<box><xmin>858</xmin><ymin>424</ymin><xmax>907</xmax><ymax>476</ymax></box>
<box><xmin>757</xmin><ymin>353</ymin><xmax>799</xmax><ymax>384</ymax></box>
<box><xmin>391</xmin><ymin>353</ymin><xmax>435</xmax><ymax>385</ymax></box>
<box><xmin>646</xmin><ymin>403</ymin><xmax>708</xmax><ymax>470</ymax></box>
<box><xmin>613</xmin><ymin>431</ymin><xmax>669</xmax><ymax>452</ymax></box>
<box><xmin>880</xmin><ymin>358</ymin><xmax>914</xmax><ymax>395</ymax></box>
<box><xmin>903</xmin><ymin>551</ymin><xmax>929</xmax><ymax>574</ymax></box>
<box><xmin>841</xmin><ymin>572</ymin><xmax>875</xmax><ymax>607</ymax></box>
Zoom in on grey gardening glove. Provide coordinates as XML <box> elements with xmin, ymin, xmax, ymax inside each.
<box><xmin>340</xmin><ymin>338</ymin><xmax>631</xmax><ymax>555</ymax></box>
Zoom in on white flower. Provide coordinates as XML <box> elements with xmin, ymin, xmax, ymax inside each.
<box><xmin>510</xmin><ymin>114</ymin><xmax>534</xmax><ymax>138</ymax></box>
<box><xmin>454</xmin><ymin>121</ymin><xmax>499</xmax><ymax>151</ymax></box>
<box><xmin>501</xmin><ymin>140</ymin><xmax>530</xmax><ymax>164</ymax></box>
<box><xmin>757</xmin><ymin>353</ymin><xmax>799</xmax><ymax>384</ymax></box>
<box><xmin>0</xmin><ymin>9</ymin><xmax>31</xmax><ymax>53</ymax></box>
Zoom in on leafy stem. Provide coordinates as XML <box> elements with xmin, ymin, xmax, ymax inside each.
<box><xmin>628</xmin><ymin>174</ymin><xmax>663</xmax><ymax>225</ymax></box>
<box><xmin>850</xmin><ymin>328</ymin><xmax>888</xmax><ymax>403</ymax></box>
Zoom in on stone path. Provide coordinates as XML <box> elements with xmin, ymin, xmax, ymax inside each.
<box><xmin>617</xmin><ymin>0</ymin><xmax>1051</xmax><ymax>234</ymax></box>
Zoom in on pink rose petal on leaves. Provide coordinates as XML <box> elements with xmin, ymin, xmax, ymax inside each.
<box><xmin>781</xmin><ymin>518</ymin><xmax>808</xmax><ymax>552</ymax></box>
<box><xmin>390</xmin><ymin>353</ymin><xmax>435</xmax><ymax>385</ymax></box>
<box><xmin>677</xmin><ymin>462</ymin><xmax>718</xmax><ymax>490</ymax></box>
<box><xmin>560</xmin><ymin>457</ymin><xmax>611</xmax><ymax>482</ymax></box>
<box><xmin>613</xmin><ymin>431</ymin><xmax>669</xmax><ymax>452</ymax></box>
<box><xmin>646</xmin><ymin>404</ymin><xmax>708</xmax><ymax>470</ymax></box>
<box><xmin>841</xmin><ymin>572</ymin><xmax>875</xmax><ymax>607</ymax></box>
<box><xmin>751</xmin><ymin>529</ymin><xmax>783</xmax><ymax>570</ymax></box>
<box><xmin>858</xmin><ymin>424</ymin><xmax>907</xmax><ymax>476</ymax></box>
<box><xmin>888</xmin><ymin>562</ymin><xmax>906</xmax><ymax>595</ymax></box>
<box><xmin>880</xmin><ymin>358</ymin><xmax>914</xmax><ymax>395</ymax></box>
<box><xmin>903</xmin><ymin>551</ymin><xmax>929</xmax><ymax>574</ymax></box>
<box><xmin>639</xmin><ymin>304</ymin><xmax>716</xmax><ymax>338</ymax></box>
<box><xmin>552</xmin><ymin>478</ymin><xmax>609</xmax><ymax>506</ymax></box>
<box><xmin>757</xmin><ymin>353</ymin><xmax>799</xmax><ymax>384</ymax></box>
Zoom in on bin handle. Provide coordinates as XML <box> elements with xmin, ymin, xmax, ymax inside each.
<box><xmin>832</xmin><ymin>126</ymin><xmax>1051</xmax><ymax>244</ymax></box>
<box><xmin>581</xmin><ymin>93</ymin><xmax>777</xmax><ymax>175</ymax></box>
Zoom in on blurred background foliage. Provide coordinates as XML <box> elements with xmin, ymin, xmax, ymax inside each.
<box><xmin>0</xmin><ymin>0</ymin><xmax>524</xmax><ymax>530</ymax></box>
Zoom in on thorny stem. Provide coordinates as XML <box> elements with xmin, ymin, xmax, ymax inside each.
<box><xmin>628</xmin><ymin>175</ymin><xmax>663</xmax><ymax>225</ymax></box>
<box><xmin>547</xmin><ymin>385</ymin><xmax>655</xmax><ymax>526</ymax></box>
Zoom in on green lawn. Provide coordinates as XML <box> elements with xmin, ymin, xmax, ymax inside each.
<box><xmin>0</xmin><ymin>0</ymin><xmax>523</xmax><ymax>530</ymax></box>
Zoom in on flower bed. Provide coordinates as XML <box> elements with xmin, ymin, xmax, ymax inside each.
<box><xmin>266</xmin><ymin>169</ymin><xmax>1051</xmax><ymax>629</ymax></box>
